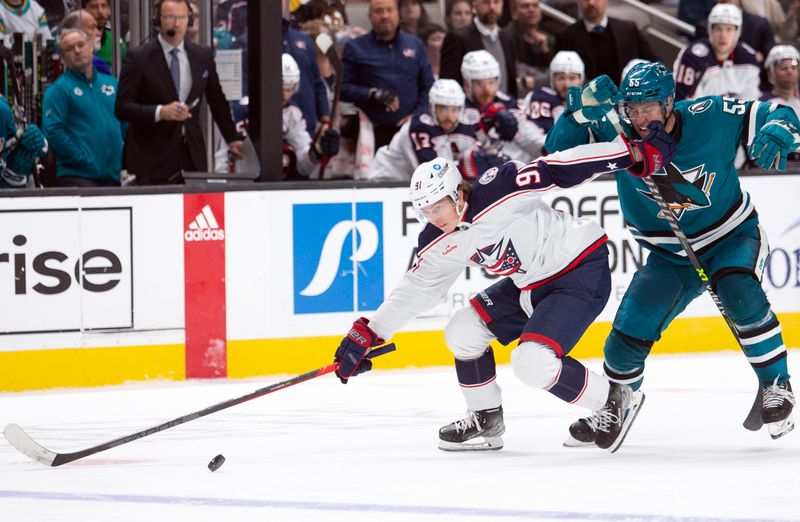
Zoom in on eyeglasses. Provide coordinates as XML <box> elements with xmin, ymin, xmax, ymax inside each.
<box><xmin>161</xmin><ymin>14</ymin><xmax>189</xmax><ymax>22</ymax></box>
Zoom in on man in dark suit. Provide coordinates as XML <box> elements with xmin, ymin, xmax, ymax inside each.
<box><xmin>115</xmin><ymin>0</ymin><xmax>243</xmax><ymax>185</ymax></box>
<box><xmin>554</xmin><ymin>0</ymin><xmax>657</xmax><ymax>85</ymax></box>
<box><xmin>440</xmin><ymin>0</ymin><xmax>518</xmax><ymax>98</ymax></box>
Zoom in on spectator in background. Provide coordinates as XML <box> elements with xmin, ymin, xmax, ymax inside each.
<box><xmin>340</xmin><ymin>0</ymin><xmax>434</xmax><ymax>148</ymax></box>
<box><xmin>83</xmin><ymin>0</ymin><xmax>126</xmax><ymax>70</ymax></box>
<box><xmin>674</xmin><ymin>3</ymin><xmax>761</xmax><ymax>100</ymax></box>
<box><xmin>282</xmin><ymin>53</ymin><xmax>339</xmax><ymax>179</ymax></box>
<box><xmin>678</xmin><ymin>0</ymin><xmax>715</xmax><ymax>27</ymax></box>
<box><xmin>419</xmin><ymin>23</ymin><xmax>447</xmax><ymax>78</ymax></box>
<box><xmin>554</xmin><ymin>0</ymin><xmax>657</xmax><ymax>85</ymax></box>
<box><xmin>60</xmin><ymin>9</ymin><xmax>110</xmax><ymax>75</ymax></box>
<box><xmin>0</xmin><ymin>0</ymin><xmax>52</xmax><ymax>43</ymax></box>
<box><xmin>695</xmin><ymin>0</ymin><xmax>774</xmax><ymax>61</ymax></box>
<box><xmin>186</xmin><ymin>0</ymin><xmax>200</xmax><ymax>44</ymax></box>
<box><xmin>503</xmin><ymin>0</ymin><xmax>554</xmax><ymax>96</ymax></box>
<box><xmin>399</xmin><ymin>0</ymin><xmax>430</xmax><ymax>36</ymax></box>
<box><xmin>741</xmin><ymin>0</ymin><xmax>786</xmax><ymax>39</ymax></box>
<box><xmin>283</xmin><ymin>0</ymin><xmax>330</xmax><ymax>137</ymax></box>
<box><xmin>445</xmin><ymin>0</ymin><xmax>473</xmax><ymax>32</ymax></box>
<box><xmin>300</xmin><ymin>19</ymin><xmax>338</xmax><ymax>110</ymax></box>
<box><xmin>441</xmin><ymin>0</ymin><xmax>519</xmax><ymax>98</ymax></box>
<box><xmin>760</xmin><ymin>44</ymin><xmax>800</xmax><ymax>115</ymax></box>
<box><xmin>115</xmin><ymin>0</ymin><xmax>242</xmax><ymax>185</ymax></box>
<box><xmin>43</xmin><ymin>28</ymin><xmax>123</xmax><ymax>187</ymax></box>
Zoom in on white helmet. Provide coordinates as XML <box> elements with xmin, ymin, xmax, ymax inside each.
<box><xmin>461</xmin><ymin>50</ymin><xmax>500</xmax><ymax>81</ymax></box>
<box><xmin>409</xmin><ymin>157</ymin><xmax>463</xmax><ymax>223</ymax></box>
<box><xmin>282</xmin><ymin>53</ymin><xmax>300</xmax><ymax>88</ymax></box>
<box><xmin>428</xmin><ymin>79</ymin><xmax>465</xmax><ymax>125</ymax></box>
<box><xmin>765</xmin><ymin>44</ymin><xmax>800</xmax><ymax>70</ymax></box>
<box><xmin>549</xmin><ymin>51</ymin><xmax>584</xmax><ymax>89</ymax></box>
<box><xmin>708</xmin><ymin>3</ymin><xmax>742</xmax><ymax>35</ymax></box>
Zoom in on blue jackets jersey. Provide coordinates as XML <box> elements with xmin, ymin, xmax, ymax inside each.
<box><xmin>283</xmin><ymin>19</ymin><xmax>330</xmax><ymax>136</ymax></box>
<box><xmin>522</xmin><ymin>86</ymin><xmax>563</xmax><ymax>134</ymax></box>
<box><xmin>341</xmin><ymin>30</ymin><xmax>434</xmax><ymax>128</ymax></box>
<box><xmin>546</xmin><ymin>95</ymin><xmax>800</xmax><ymax>261</ymax></box>
<box><xmin>674</xmin><ymin>39</ymin><xmax>761</xmax><ymax>101</ymax></box>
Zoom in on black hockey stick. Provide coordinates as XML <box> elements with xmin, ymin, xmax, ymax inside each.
<box><xmin>604</xmin><ymin>110</ymin><xmax>763</xmax><ymax>431</ymax></box>
<box><xmin>4</xmin><ymin>343</ymin><xmax>396</xmax><ymax>467</ymax></box>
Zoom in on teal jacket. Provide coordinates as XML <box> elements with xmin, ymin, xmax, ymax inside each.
<box><xmin>43</xmin><ymin>67</ymin><xmax>124</xmax><ymax>181</ymax></box>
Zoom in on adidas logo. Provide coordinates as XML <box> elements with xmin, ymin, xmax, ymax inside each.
<box><xmin>185</xmin><ymin>204</ymin><xmax>225</xmax><ymax>241</ymax></box>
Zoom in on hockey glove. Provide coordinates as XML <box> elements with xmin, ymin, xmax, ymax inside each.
<box><xmin>459</xmin><ymin>148</ymin><xmax>509</xmax><ymax>180</ymax></box>
<box><xmin>311</xmin><ymin>127</ymin><xmax>340</xmax><ymax>161</ymax></box>
<box><xmin>335</xmin><ymin>317</ymin><xmax>385</xmax><ymax>384</ymax></box>
<box><xmin>748</xmin><ymin>120</ymin><xmax>800</xmax><ymax>171</ymax></box>
<box><xmin>623</xmin><ymin>121</ymin><xmax>676</xmax><ymax>178</ymax></box>
<box><xmin>480</xmin><ymin>102</ymin><xmax>518</xmax><ymax>141</ymax></box>
<box><xmin>19</xmin><ymin>125</ymin><xmax>46</xmax><ymax>154</ymax></box>
<box><xmin>368</xmin><ymin>87</ymin><xmax>398</xmax><ymax>108</ymax></box>
<box><xmin>581</xmin><ymin>74</ymin><xmax>621</xmax><ymax>107</ymax></box>
<box><xmin>566</xmin><ymin>86</ymin><xmax>616</xmax><ymax>126</ymax></box>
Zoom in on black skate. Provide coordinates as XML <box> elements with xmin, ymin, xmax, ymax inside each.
<box><xmin>762</xmin><ymin>379</ymin><xmax>795</xmax><ymax>440</ymax></box>
<box><xmin>564</xmin><ymin>384</ymin><xmax>644</xmax><ymax>453</ymax></box>
<box><xmin>438</xmin><ymin>406</ymin><xmax>505</xmax><ymax>452</ymax></box>
<box><xmin>563</xmin><ymin>416</ymin><xmax>600</xmax><ymax>448</ymax></box>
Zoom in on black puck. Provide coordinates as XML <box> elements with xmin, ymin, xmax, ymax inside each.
<box><xmin>208</xmin><ymin>454</ymin><xmax>225</xmax><ymax>472</ymax></box>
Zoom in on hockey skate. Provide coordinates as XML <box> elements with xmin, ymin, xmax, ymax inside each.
<box><xmin>438</xmin><ymin>406</ymin><xmax>505</xmax><ymax>452</ymax></box>
<box><xmin>563</xmin><ymin>384</ymin><xmax>645</xmax><ymax>453</ymax></box>
<box><xmin>762</xmin><ymin>379</ymin><xmax>795</xmax><ymax>440</ymax></box>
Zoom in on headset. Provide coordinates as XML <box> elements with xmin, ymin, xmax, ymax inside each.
<box><xmin>152</xmin><ymin>0</ymin><xmax>195</xmax><ymax>30</ymax></box>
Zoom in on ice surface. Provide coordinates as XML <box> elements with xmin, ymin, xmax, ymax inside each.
<box><xmin>1</xmin><ymin>351</ymin><xmax>799</xmax><ymax>522</ymax></box>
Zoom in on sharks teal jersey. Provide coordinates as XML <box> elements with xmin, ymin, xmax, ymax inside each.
<box><xmin>546</xmin><ymin>96</ymin><xmax>800</xmax><ymax>262</ymax></box>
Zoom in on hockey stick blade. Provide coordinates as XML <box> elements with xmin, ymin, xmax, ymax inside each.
<box><xmin>3</xmin><ymin>342</ymin><xmax>396</xmax><ymax>467</ymax></box>
<box><xmin>743</xmin><ymin>386</ymin><xmax>764</xmax><ymax>431</ymax></box>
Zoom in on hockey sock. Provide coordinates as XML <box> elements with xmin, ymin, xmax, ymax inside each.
<box><xmin>603</xmin><ymin>328</ymin><xmax>653</xmax><ymax>391</ymax></box>
<box><xmin>545</xmin><ymin>357</ymin><xmax>610</xmax><ymax>410</ymax></box>
<box><xmin>455</xmin><ymin>347</ymin><xmax>502</xmax><ymax>411</ymax></box>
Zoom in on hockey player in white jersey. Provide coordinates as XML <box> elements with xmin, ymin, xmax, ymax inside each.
<box><xmin>369</xmin><ymin>79</ymin><xmax>479</xmax><ymax>181</ymax></box>
<box><xmin>522</xmin><ymin>51</ymin><xmax>585</xmax><ymax>135</ymax></box>
<box><xmin>0</xmin><ymin>0</ymin><xmax>52</xmax><ymax>45</ymax></box>
<box><xmin>332</xmin><ymin>125</ymin><xmax>677</xmax><ymax>453</ymax></box>
<box><xmin>760</xmin><ymin>45</ymin><xmax>800</xmax><ymax>117</ymax></box>
<box><xmin>281</xmin><ymin>53</ymin><xmax>339</xmax><ymax>179</ymax></box>
<box><xmin>459</xmin><ymin>50</ymin><xmax>546</xmax><ymax>178</ymax></box>
<box><xmin>673</xmin><ymin>3</ymin><xmax>760</xmax><ymax>101</ymax></box>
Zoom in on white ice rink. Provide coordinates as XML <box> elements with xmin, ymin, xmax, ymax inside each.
<box><xmin>1</xmin><ymin>350</ymin><xmax>799</xmax><ymax>522</ymax></box>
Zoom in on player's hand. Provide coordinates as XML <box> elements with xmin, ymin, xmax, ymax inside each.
<box><xmin>581</xmin><ymin>75</ymin><xmax>621</xmax><ymax>106</ymax></box>
<box><xmin>749</xmin><ymin>120</ymin><xmax>800</xmax><ymax>171</ymax></box>
<box><xmin>369</xmin><ymin>88</ymin><xmax>399</xmax><ymax>111</ymax></box>
<box><xmin>313</xmin><ymin>127</ymin><xmax>340</xmax><ymax>159</ymax></box>
<box><xmin>480</xmin><ymin>102</ymin><xmax>518</xmax><ymax>141</ymax></box>
<box><xmin>19</xmin><ymin>125</ymin><xmax>46</xmax><ymax>154</ymax></box>
<box><xmin>160</xmin><ymin>101</ymin><xmax>192</xmax><ymax>121</ymax></box>
<box><xmin>334</xmin><ymin>318</ymin><xmax>384</xmax><ymax>384</ymax></box>
<box><xmin>566</xmin><ymin>86</ymin><xmax>616</xmax><ymax>125</ymax></box>
<box><xmin>227</xmin><ymin>140</ymin><xmax>244</xmax><ymax>160</ymax></box>
<box><xmin>623</xmin><ymin>121</ymin><xmax>676</xmax><ymax>178</ymax></box>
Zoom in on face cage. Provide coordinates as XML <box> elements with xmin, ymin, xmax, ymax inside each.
<box><xmin>618</xmin><ymin>95</ymin><xmax>674</xmax><ymax>125</ymax></box>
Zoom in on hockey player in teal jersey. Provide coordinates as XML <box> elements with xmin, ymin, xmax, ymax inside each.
<box><xmin>545</xmin><ymin>61</ymin><xmax>797</xmax><ymax>444</ymax></box>
<box><xmin>0</xmin><ymin>97</ymin><xmax>47</xmax><ymax>189</ymax></box>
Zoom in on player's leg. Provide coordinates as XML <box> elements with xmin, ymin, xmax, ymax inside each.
<box><xmin>567</xmin><ymin>252</ymin><xmax>703</xmax><ymax>447</ymax></box>
<box><xmin>709</xmin><ymin>224</ymin><xmax>794</xmax><ymax>438</ymax></box>
<box><xmin>438</xmin><ymin>279</ymin><xmax>527</xmax><ymax>451</ymax></box>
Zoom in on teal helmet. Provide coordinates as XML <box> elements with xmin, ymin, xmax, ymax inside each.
<box><xmin>619</xmin><ymin>61</ymin><xmax>675</xmax><ymax>121</ymax></box>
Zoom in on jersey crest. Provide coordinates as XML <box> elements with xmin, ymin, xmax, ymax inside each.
<box><xmin>470</xmin><ymin>237</ymin><xmax>526</xmax><ymax>275</ymax></box>
<box><xmin>478</xmin><ymin>166</ymin><xmax>499</xmax><ymax>185</ymax></box>
<box><xmin>638</xmin><ymin>163</ymin><xmax>714</xmax><ymax>219</ymax></box>
<box><xmin>688</xmin><ymin>99</ymin><xmax>713</xmax><ymax>114</ymax></box>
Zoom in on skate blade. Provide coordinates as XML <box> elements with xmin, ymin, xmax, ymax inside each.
<box><xmin>767</xmin><ymin>417</ymin><xmax>795</xmax><ymax>440</ymax></box>
<box><xmin>562</xmin><ymin>435</ymin><xmax>595</xmax><ymax>448</ymax></box>
<box><xmin>607</xmin><ymin>392</ymin><xmax>646</xmax><ymax>454</ymax></box>
<box><xmin>438</xmin><ymin>436</ymin><xmax>504</xmax><ymax>452</ymax></box>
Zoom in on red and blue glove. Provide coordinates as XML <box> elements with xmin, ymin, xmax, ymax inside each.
<box><xmin>480</xmin><ymin>102</ymin><xmax>518</xmax><ymax>142</ymax></box>
<box><xmin>623</xmin><ymin>121</ymin><xmax>676</xmax><ymax>178</ymax></box>
<box><xmin>334</xmin><ymin>318</ymin><xmax>385</xmax><ymax>384</ymax></box>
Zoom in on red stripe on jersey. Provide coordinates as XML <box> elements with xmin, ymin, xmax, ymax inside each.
<box><xmin>521</xmin><ymin>235</ymin><xmax>608</xmax><ymax>291</ymax></box>
<box><xmin>520</xmin><ymin>332</ymin><xmax>564</xmax><ymax>357</ymax></box>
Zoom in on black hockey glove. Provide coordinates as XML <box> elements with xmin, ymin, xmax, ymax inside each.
<box><xmin>368</xmin><ymin>88</ymin><xmax>398</xmax><ymax>108</ymax></box>
<box><xmin>311</xmin><ymin>127</ymin><xmax>340</xmax><ymax>161</ymax></box>
<box><xmin>480</xmin><ymin>102</ymin><xmax>518</xmax><ymax>141</ymax></box>
<box><xmin>335</xmin><ymin>318</ymin><xmax>385</xmax><ymax>384</ymax></box>
<box><xmin>623</xmin><ymin>121</ymin><xmax>676</xmax><ymax>178</ymax></box>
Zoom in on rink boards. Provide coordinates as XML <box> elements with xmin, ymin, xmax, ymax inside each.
<box><xmin>1</xmin><ymin>176</ymin><xmax>799</xmax><ymax>391</ymax></box>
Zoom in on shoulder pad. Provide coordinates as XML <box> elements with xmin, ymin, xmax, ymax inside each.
<box><xmin>461</xmin><ymin>107</ymin><xmax>481</xmax><ymax>125</ymax></box>
<box><xmin>417</xmin><ymin>113</ymin><xmax>437</xmax><ymax>127</ymax></box>
<box><xmin>542</xmin><ymin>86</ymin><xmax>557</xmax><ymax>96</ymax></box>
<box><xmin>417</xmin><ymin>223</ymin><xmax>444</xmax><ymax>251</ymax></box>
<box><xmin>690</xmin><ymin>41</ymin><xmax>711</xmax><ymax>58</ymax></box>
